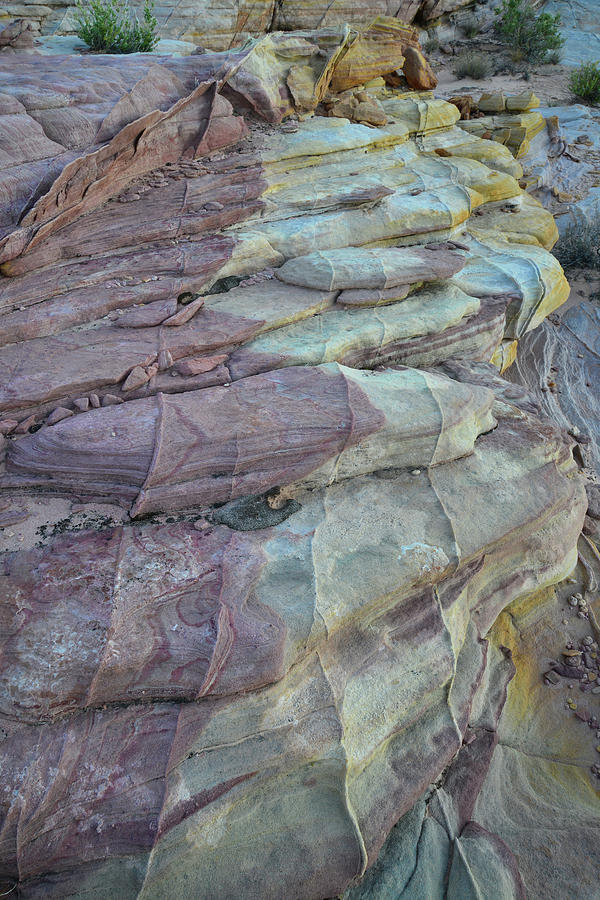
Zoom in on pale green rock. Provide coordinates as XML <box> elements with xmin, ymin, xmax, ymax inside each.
<box><xmin>228</xmin><ymin>284</ymin><xmax>481</xmax><ymax>376</ymax></box>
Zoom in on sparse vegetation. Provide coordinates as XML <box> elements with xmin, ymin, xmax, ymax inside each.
<box><xmin>546</xmin><ymin>49</ymin><xmax>562</xmax><ymax>65</ymax></box>
<box><xmin>555</xmin><ymin>213</ymin><xmax>600</xmax><ymax>270</ymax></box>
<box><xmin>462</xmin><ymin>15</ymin><xmax>481</xmax><ymax>38</ymax></box>
<box><xmin>74</xmin><ymin>0</ymin><xmax>158</xmax><ymax>53</ymax></box>
<box><xmin>494</xmin><ymin>0</ymin><xmax>564</xmax><ymax>65</ymax></box>
<box><xmin>453</xmin><ymin>51</ymin><xmax>492</xmax><ymax>80</ymax></box>
<box><xmin>569</xmin><ymin>61</ymin><xmax>600</xmax><ymax>104</ymax></box>
<box><xmin>423</xmin><ymin>34</ymin><xmax>440</xmax><ymax>54</ymax></box>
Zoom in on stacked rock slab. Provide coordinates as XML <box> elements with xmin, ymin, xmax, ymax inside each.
<box><xmin>453</xmin><ymin>91</ymin><xmax>546</xmax><ymax>160</ymax></box>
<box><xmin>0</xmin><ymin>26</ymin><xmax>590</xmax><ymax>900</ymax></box>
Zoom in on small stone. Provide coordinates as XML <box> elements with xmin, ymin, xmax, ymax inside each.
<box><xmin>584</xmin><ymin>636</ymin><xmax>594</xmax><ymax>645</ymax></box>
<box><xmin>592</xmin><ymin>686</ymin><xmax>600</xmax><ymax>694</ymax></box>
<box><xmin>562</xmin><ymin>619</ymin><xmax>569</xmax><ymax>625</ymax></box>
<box><xmin>410</xmin><ymin>469</ymin><xmax>421</xmax><ymax>476</ymax></box>
<box><xmin>0</xmin><ymin>419</ymin><xmax>18</xmax><ymax>435</ymax></box>
<box><xmin>175</xmin><ymin>354</ymin><xmax>228</xmax><ymax>377</ymax></box>
<box><xmin>122</xmin><ymin>366</ymin><xmax>150</xmax><ymax>392</ymax></box>
<box><xmin>158</xmin><ymin>350</ymin><xmax>173</xmax><ymax>371</ymax></box>
<box><xmin>162</xmin><ymin>296</ymin><xmax>205</xmax><ymax>327</ymax></box>
<box><xmin>194</xmin><ymin>519</ymin><xmax>210</xmax><ymax>531</ymax></box>
<box><xmin>73</xmin><ymin>398</ymin><xmax>90</xmax><ymax>411</ymax></box>
<box><xmin>568</xmin><ymin>596</ymin><xmax>578</xmax><ymax>607</ymax></box>
<box><xmin>145</xmin><ymin>364</ymin><xmax>159</xmax><ymax>379</ymax></box>
<box><xmin>89</xmin><ymin>393</ymin><xmax>101</xmax><ymax>408</ymax></box>
<box><xmin>544</xmin><ymin>670</ymin><xmax>560</xmax><ymax>685</ymax></box>
<box><xmin>203</xmin><ymin>201</ymin><xmax>224</xmax><ymax>211</ymax></box>
<box><xmin>102</xmin><ymin>394</ymin><xmax>123</xmax><ymax>406</ymax></box>
<box><xmin>46</xmin><ymin>407</ymin><xmax>74</xmax><ymax>426</ymax></box>
<box><xmin>15</xmin><ymin>415</ymin><xmax>37</xmax><ymax>434</ymax></box>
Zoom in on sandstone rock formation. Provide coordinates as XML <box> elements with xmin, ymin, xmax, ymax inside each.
<box><xmin>0</xmin><ymin>23</ymin><xmax>596</xmax><ymax>900</ymax></box>
<box><xmin>1</xmin><ymin>0</ymin><xmax>480</xmax><ymax>49</ymax></box>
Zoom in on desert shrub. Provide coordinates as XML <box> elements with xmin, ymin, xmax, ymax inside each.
<box><xmin>462</xmin><ymin>15</ymin><xmax>481</xmax><ymax>38</ymax></box>
<box><xmin>453</xmin><ymin>51</ymin><xmax>492</xmax><ymax>80</ymax></box>
<box><xmin>495</xmin><ymin>0</ymin><xmax>563</xmax><ymax>65</ymax></box>
<box><xmin>569</xmin><ymin>61</ymin><xmax>600</xmax><ymax>103</ymax></box>
<box><xmin>546</xmin><ymin>49</ymin><xmax>562</xmax><ymax>65</ymax></box>
<box><xmin>74</xmin><ymin>0</ymin><xmax>158</xmax><ymax>53</ymax></box>
<box><xmin>423</xmin><ymin>34</ymin><xmax>439</xmax><ymax>54</ymax></box>
<box><xmin>555</xmin><ymin>213</ymin><xmax>600</xmax><ymax>270</ymax></box>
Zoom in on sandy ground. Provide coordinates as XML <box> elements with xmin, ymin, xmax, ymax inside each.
<box><xmin>428</xmin><ymin>35</ymin><xmax>578</xmax><ymax>106</ymax></box>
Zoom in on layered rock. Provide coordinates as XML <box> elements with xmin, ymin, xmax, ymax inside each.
<box><xmin>0</xmin><ymin>380</ymin><xmax>586</xmax><ymax>898</ymax></box>
<box><xmin>0</xmin><ymin>25</ymin><xmax>591</xmax><ymax>900</ymax></box>
<box><xmin>1</xmin><ymin>0</ymin><xmax>480</xmax><ymax>49</ymax></box>
<box><xmin>506</xmin><ymin>301</ymin><xmax>600</xmax><ymax>480</ymax></box>
<box><xmin>451</xmin><ymin>90</ymin><xmax>545</xmax><ymax>161</ymax></box>
<box><xmin>345</xmin><ymin>566</ymin><xmax>600</xmax><ymax>900</ymax></box>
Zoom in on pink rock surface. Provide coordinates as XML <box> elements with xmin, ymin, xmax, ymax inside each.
<box><xmin>0</xmin><ymin>37</ymin><xmax>590</xmax><ymax>900</ymax></box>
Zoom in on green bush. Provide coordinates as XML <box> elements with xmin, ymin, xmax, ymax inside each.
<box><xmin>495</xmin><ymin>0</ymin><xmax>564</xmax><ymax>65</ymax></box>
<box><xmin>75</xmin><ymin>0</ymin><xmax>158</xmax><ymax>53</ymax></box>
<box><xmin>569</xmin><ymin>61</ymin><xmax>600</xmax><ymax>103</ymax></box>
<box><xmin>555</xmin><ymin>214</ymin><xmax>600</xmax><ymax>270</ymax></box>
<box><xmin>453</xmin><ymin>51</ymin><xmax>492</xmax><ymax>80</ymax></box>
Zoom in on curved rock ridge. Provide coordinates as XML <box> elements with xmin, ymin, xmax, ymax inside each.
<box><xmin>5</xmin><ymin>364</ymin><xmax>497</xmax><ymax>515</ymax></box>
<box><xmin>275</xmin><ymin>246</ymin><xmax>466</xmax><ymax>290</ymax></box>
<box><xmin>0</xmin><ymin>25</ymin><xmax>591</xmax><ymax>900</ymax></box>
<box><xmin>507</xmin><ymin>300</ymin><xmax>600</xmax><ymax>481</ymax></box>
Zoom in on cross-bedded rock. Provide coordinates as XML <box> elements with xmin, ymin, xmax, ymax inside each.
<box><xmin>0</xmin><ymin>23</ymin><xmax>591</xmax><ymax>900</ymax></box>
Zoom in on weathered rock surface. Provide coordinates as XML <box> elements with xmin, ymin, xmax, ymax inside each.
<box><xmin>543</xmin><ymin>0</ymin><xmax>600</xmax><ymax>66</ymax></box>
<box><xmin>507</xmin><ymin>301</ymin><xmax>600</xmax><ymax>480</ymax></box>
<box><xmin>2</xmin><ymin>0</ymin><xmax>480</xmax><ymax>49</ymax></box>
<box><xmin>0</xmin><ymin>23</ymin><xmax>594</xmax><ymax>900</ymax></box>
